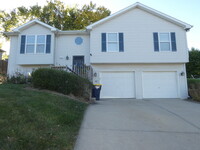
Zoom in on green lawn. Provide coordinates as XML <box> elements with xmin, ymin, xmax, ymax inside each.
<box><xmin>0</xmin><ymin>84</ymin><xmax>88</xmax><ymax>150</ymax></box>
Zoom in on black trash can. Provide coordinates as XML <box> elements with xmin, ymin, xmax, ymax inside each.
<box><xmin>92</xmin><ymin>87</ymin><xmax>96</xmax><ymax>98</ymax></box>
<box><xmin>92</xmin><ymin>84</ymin><xmax>102</xmax><ymax>100</ymax></box>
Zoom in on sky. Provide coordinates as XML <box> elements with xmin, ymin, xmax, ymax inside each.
<box><xmin>0</xmin><ymin>0</ymin><xmax>199</xmax><ymax>53</ymax></box>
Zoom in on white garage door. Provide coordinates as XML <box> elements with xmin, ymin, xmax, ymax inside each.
<box><xmin>142</xmin><ymin>72</ymin><xmax>178</xmax><ymax>98</ymax></box>
<box><xmin>100</xmin><ymin>72</ymin><xmax>135</xmax><ymax>98</ymax></box>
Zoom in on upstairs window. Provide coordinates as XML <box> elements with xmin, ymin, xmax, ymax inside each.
<box><xmin>107</xmin><ymin>33</ymin><xmax>118</xmax><ymax>52</ymax></box>
<box><xmin>153</xmin><ymin>32</ymin><xmax>177</xmax><ymax>52</ymax></box>
<box><xmin>36</xmin><ymin>35</ymin><xmax>46</xmax><ymax>53</ymax></box>
<box><xmin>101</xmin><ymin>32</ymin><xmax>124</xmax><ymax>52</ymax></box>
<box><xmin>20</xmin><ymin>35</ymin><xmax>51</xmax><ymax>54</ymax></box>
<box><xmin>26</xmin><ymin>35</ymin><xmax>35</xmax><ymax>53</ymax></box>
<box><xmin>159</xmin><ymin>33</ymin><xmax>170</xmax><ymax>51</ymax></box>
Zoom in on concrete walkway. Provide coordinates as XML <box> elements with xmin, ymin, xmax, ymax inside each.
<box><xmin>74</xmin><ymin>99</ymin><xmax>200</xmax><ymax>150</ymax></box>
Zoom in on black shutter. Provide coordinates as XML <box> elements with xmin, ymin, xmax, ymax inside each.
<box><xmin>20</xmin><ymin>35</ymin><xmax>26</xmax><ymax>54</ymax></box>
<box><xmin>46</xmin><ymin>35</ymin><xmax>51</xmax><ymax>53</ymax></box>
<box><xmin>119</xmin><ymin>33</ymin><xmax>124</xmax><ymax>52</ymax></box>
<box><xmin>153</xmin><ymin>32</ymin><xmax>159</xmax><ymax>52</ymax></box>
<box><xmin>101</xmin><ymin>33</ymin><xmax>106</xmax><ymax>52</ymax></box>
<box><xmin>171</xmin><ymin>32</ymin><xmax>177</xmax><ymax>52</ymax></box>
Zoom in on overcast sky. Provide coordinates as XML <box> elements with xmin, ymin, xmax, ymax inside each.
<box><xmin>0</xmin><ymin>0</ymin><xmax>199</xmax><ymax>53</ymax></box>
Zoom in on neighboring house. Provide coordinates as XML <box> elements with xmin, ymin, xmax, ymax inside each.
<box><xmin>0</xmin><ymin>49</ymin><xmax>5</xmax><ymax>60</ymax></box>
<box><xmin>5</xmin><ymin>2</ymin><xmax>192</xmax><ymax>99</ymax></box>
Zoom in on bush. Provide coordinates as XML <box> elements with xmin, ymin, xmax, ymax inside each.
<box><xmin>32</xmin><ymin>68</ymin><xmax>92</xmax><ymax>99</ymax></box>
<box><xmin>188</xmin><ymin>78</ymin><xmax>200</xmax><ymax>101</ymax></box>
<box><xmin>0</xmin><ymin>73</ymin><xmax>7</xmax><ymax>84</ymax></box>
<box><xmin>186</xmin><ymin>48</ymin><xmax>200</xmax><ymax>78</ymax></box>
<box><xmin>7</xmin><ymin>72</ymin><xmax>31</xmax><ymax>84</ymax></box>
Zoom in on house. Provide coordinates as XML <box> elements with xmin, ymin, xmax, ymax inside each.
<box><xmin>0</xmin><ymin>49</ymin><xmax>5</xmax><ymax>60</ymax></box>
<box><xmin>5</xmin><ymin>2</ymin><xmax>192</xmax><ymax>99</ymax></box>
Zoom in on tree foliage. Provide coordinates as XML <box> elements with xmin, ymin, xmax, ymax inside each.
<box><xmin>186</xmin><ymin>48</ymin><xmax>200</xmax><ymax>78</ymax></box>
<box><xmin>0</xmin><ymin>0</ymin><xmax>111</xmax><ymax>37</ymax></box>
<box><xmin>2</xmin><ymin>53</ymin><xmax>9</xmax><ymax>60</ymax></box>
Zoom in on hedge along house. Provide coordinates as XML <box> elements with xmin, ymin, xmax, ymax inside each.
<box><xmin>6</xmin><ymin>2</ymin><xmax>192</xmax><ymax>99</ymax></box>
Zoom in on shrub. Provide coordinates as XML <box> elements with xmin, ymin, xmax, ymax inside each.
<box><xmin>186</xmin><ymin>48</ymin><xmax>200</xmax><ymax>78</ymax></box>
<box><xmin>32</xmin><ymin>68</ymin><xmax>92</xmax><ymax>99</ymax></box>
<box><xmin>7</xmin><ymin>72</ymin><xmax>31</xmax><ymax>84</ymax></box>
<box><xmin>188</xmin><ymin>78</ymin><xmax>200</xmax><ymax>101</ymax></box>
<box><xmin>0</xmin><ymin>73</ymin><xmax>7</xmax><ymax>84</ymax></box>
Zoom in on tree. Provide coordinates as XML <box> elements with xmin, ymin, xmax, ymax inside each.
<box><xmin>186</xmin><ymin>48</ymin><xmax>200</xmax><ymax>78</ymax></box>
<box><xmin>75</xmin><ymin>2</ymin><xmax>111</xmax><ymax>30</ymax></box>
<box><xmin>0</xmin><ymin>0</ymin><xmax>111</xmax><ymax>36</ymax></box>
<box><xmin>2</xmin><ymin>53</ymin><xmax>9</xmax><ymax>60</ymax></box>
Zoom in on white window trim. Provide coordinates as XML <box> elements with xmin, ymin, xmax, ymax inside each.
<box><xmin>25</xmin><ymin>35</ymin><xmax>46</xmax><ymax>54</ymax></box>
<box><xmin>106</xmin><ymin>32</ymin><xmax>119</xmax><ymax>52</ymax></box>
<box><xmin>158</xmin><ymin>32</ymin><xmax>172</xmax><ymax>52</ymax></box>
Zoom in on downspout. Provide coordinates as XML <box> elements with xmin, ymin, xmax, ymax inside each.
<box><xmin>52</xmin><ymin>30</ymin><xmax>59</xmax><ymax>66</ymax></box>
<box><xmin>184</xmin><ymin>63</ymin><xmax>189</xmax><ymax>98</ymax></box>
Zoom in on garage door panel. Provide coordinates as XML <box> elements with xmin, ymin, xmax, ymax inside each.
<box><xmin>100</xmin><ymin>72</ymin><xmax>135</xmax><ymax>98</ymax></box>
<box><xmin>143</xmin><ymin>72</ymin><xmax>178</xmax><ymax>98</ymax></box>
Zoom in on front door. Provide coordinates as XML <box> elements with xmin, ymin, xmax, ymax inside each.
<box><xmin>73</xmin><ymin>56</ymin><xmax>84</xmax><ymax>67</ymax></box>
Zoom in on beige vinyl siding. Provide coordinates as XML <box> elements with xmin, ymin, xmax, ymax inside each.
<box><xmin>90</xmin><ymin>8</ymin><xmax>188</xmax><ymax>64</ymax></box>
<box><xmin>55</xmin><ymin>35</ymin><xmax>90</xmax><ymax>68</ymax></box>
<box><xmin>16</xmin><ymin>24</ymin><xmax>54</xmax><ymax>65</ymax></box>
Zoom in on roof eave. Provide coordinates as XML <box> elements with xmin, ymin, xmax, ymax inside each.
<box><xmin>86</xmin><ymin>2</ymin><xmax>139</xmax><ymax>30</ymax></box>
<box><xmin>0</xmin><ymin>49</ymin><xmax>6</xmax><ymax>52</ymax></box>
<box><xmin>86</xmin><ymin>2</ymin><xmax>192</xmax><ymax>30</ymax></box>
<box><xmin>13</xmin><ymin>19</ymin><xmax>58</xmax><ymax>32</ymax></box>
<box><xmin>4</xmin><ymin>31</ymin><xmax>19</xmax><ymax>36</ymax></box>
<box><xmin>57</xmin><ymin>30</ymin><xmax>89</xmax><ymax>35</ymax></box>
<box><xmin>138</xmin><ymin>4</ymin><xmax>193</xmax><ymax>30</ymax></box>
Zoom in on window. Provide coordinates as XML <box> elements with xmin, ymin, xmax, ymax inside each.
<box><xmin>107</xmin><ymin>33</ymin><xmax>118</xmax><ymax>52</ymax></box>
<box><xmin>101</xmin><ymin>33</ymin><xmax>124</xmax><ymax>52</ymax></box>
<box><xmin>21</xmin><ymin>35</ymin><xmax>51</xmax><ymax>54</ymax></box>
<box><xmin>153</xmin><ymin>32</ymin><xmax>176</xmax><ymax>52</ymax></box>
<box><xmin>26</xmin><ymin>35</ymin><xmax>35</xmax><ymax>53</ymax></box>
<box><xmin>159</xmin><ymin>33</ymin><xmax>170</xmax><ymax>51</ymax></box>
<box><xmin>36</xmin><ymin>35</ymin><xmax>46</xmax><ymax>53</ymax></box>
<box><xmin>75</xmin><ymin>37</ymin><xmax>83</xmax><ymax>45</ymax></box>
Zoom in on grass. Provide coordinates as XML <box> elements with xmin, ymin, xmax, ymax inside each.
<box><xmin>0</xmin><ymin>84</ymin><xmax>88</xmax><ymax>150</ymax></box>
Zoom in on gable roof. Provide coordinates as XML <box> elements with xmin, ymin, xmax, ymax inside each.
<box><xmin>86</xmin><ymin>2</ymin><xmax>192</xmax><ymax>30</ymax></box>
<box><xmin>13</xmin><ymin>19</ymin><xmax>58</xmax><ymax>32</ymax></box>
<box><xmin>6</xmin><ymin>19</ymin><xmax>88</xmax><ymax>35</ymax></box>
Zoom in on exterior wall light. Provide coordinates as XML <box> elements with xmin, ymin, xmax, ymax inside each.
<box><xmin>94</xmin><ymin>72</ymin><xmax>97</xmax><ymax>77</ymax></box>
<box><xmin>66</xmin><ymin>56</ymin><xmax>69</xmax><ymax>60</ymax></box>
<box><xmin>180</xmin><ymin>72</ymin><xmax>185</xmax><ymax>76</ymax></box>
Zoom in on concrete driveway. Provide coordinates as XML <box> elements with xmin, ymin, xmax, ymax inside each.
<box><xmin>74</xmin><ymin>99</ymin><xmax>200</xmax><ymax>150</ymax></box>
